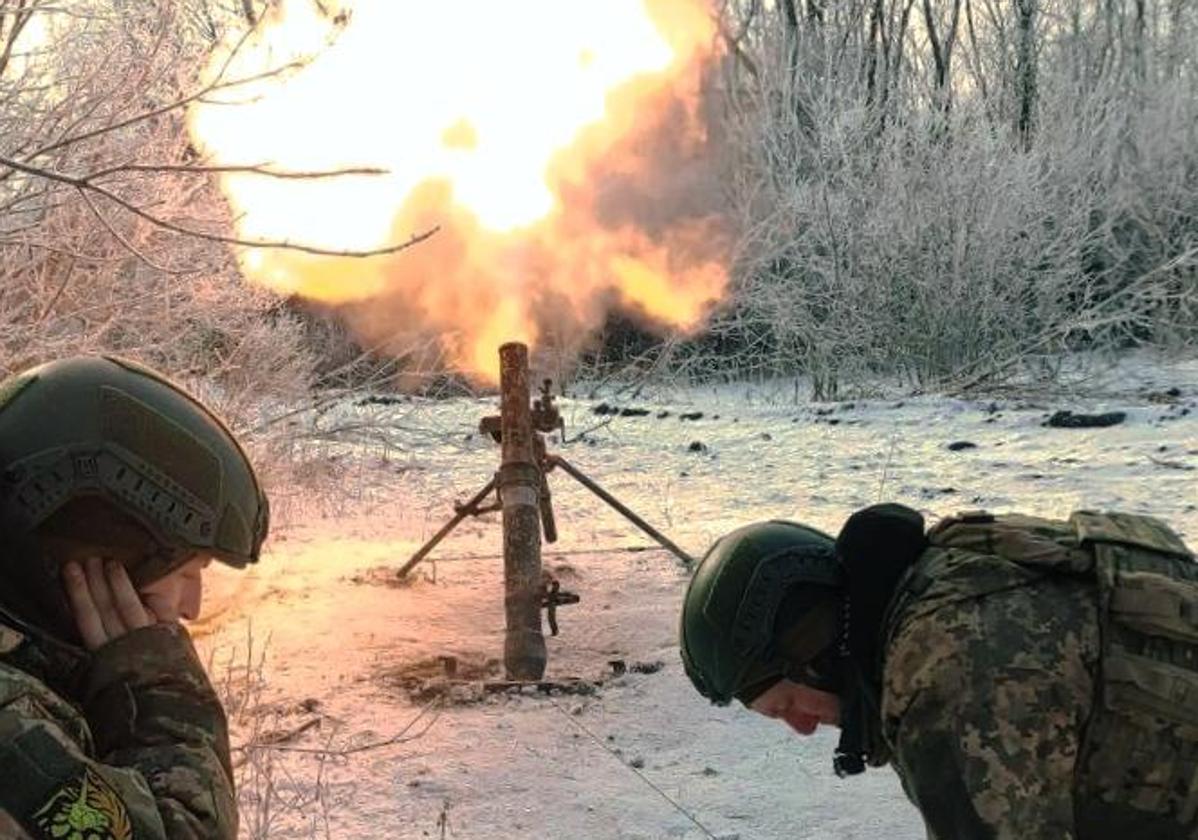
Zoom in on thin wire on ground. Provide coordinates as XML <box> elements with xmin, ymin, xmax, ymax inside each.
<box><xmin>546</xmin><ymin>697</ymin><xmax>720</xmax><ymax>840</ymax></box>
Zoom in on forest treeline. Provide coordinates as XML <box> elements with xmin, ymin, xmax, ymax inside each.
<box><xmin>665</xmin><ymin>0</ymin><xmax>1198</xmax><ymax>397</ymax></box>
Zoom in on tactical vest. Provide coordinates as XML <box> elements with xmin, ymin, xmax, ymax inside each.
<box><xmin>889</xmin><ymin>510</ymin><xmax>1198</xmax><ymax>833</ymax></box>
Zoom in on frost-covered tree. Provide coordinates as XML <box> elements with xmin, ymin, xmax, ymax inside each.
<box><xmin>0</xmin><ymin>1</ymin><xmax>327</xmax><ymax>421</ymax></box>
<box><xmin>0</xmin><ymin>1</ymin><xmax>426</xmax><ymax>421</ymax></box>
<box><xmin>713</xmin><ymin>0</ymin><xmax>1198</xmax><ymax>396</ymax></box>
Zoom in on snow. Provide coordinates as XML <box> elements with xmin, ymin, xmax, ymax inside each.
<box><xmin>194</xmin><ymin>353</ymin><xmax>1198</xmax><ymax>839</ymax></box>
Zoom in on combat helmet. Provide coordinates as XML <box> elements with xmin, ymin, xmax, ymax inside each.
<box><xmin>680</xmin><ymin>520</ymin><xmax>843</xmax><ymax>706</ymax></box>
<box><xmin>0</xmin><ymin>355</ymin><xmax>270</xmax><ymax>589</ymax></box>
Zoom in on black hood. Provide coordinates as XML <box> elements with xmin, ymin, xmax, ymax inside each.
<box><xmin>832</xmin><ymin>503</ymin><xmax>928</xmax><ymax>776</ymax></box>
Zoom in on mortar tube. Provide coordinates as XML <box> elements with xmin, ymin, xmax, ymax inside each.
<box><xmin>498</xmin><ymin>342</ymin><xmax>547</xmax><ymax>680</ymax></box>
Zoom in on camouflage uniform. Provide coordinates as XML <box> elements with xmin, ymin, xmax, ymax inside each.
<box><xmin>0</xmin><ymin>356</ymin><xmax>269</xmax><ymax>840</ymax></box>
<box><xmin>880</xmin><ymin>512</ymin><xmax>1198</xmax><ymax>839</ymax></box>
<box><xmin>0</xmin><ymin>614</ymin><xmax>236</xmax><ymax>839</ymax></box>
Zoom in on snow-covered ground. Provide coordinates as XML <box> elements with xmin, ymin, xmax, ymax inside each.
<box><xmin>194</xmin><ymin>354</ymin><xmax>1198</xmax><ymax>839</ymax></box>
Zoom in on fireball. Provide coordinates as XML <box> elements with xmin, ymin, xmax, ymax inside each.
<box><xmin>189</xmin><ymin>0</ymin><xmax>727</xmax><ymax>382</ymax></box>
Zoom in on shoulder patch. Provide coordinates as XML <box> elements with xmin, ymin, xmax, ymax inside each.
<box><xmin>32</xmin><ymin>767</ymin><xmax>131</xmax><ymax>840</ymax></box>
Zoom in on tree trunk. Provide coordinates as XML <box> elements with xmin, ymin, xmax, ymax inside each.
<box><xmin>1014</xmin><ymin>0</ymin><xmax>1037</xmax><ymax>150</ymax></box>
<box><xmin>1132</xmin><ymin>0</ymin><xmax>1146</xmax><ymax>82</ymax></box>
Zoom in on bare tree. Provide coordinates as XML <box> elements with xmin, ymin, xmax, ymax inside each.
<box><xmin>0</xmin><ymin>0</ymin><xmax>426</xmax><ymax>473</ymax></box>
<box><xmin>710</xmin><ymin>0</ymin><xmax>1198</xmax><ymax>395</ymax></box>
<box><xmin>921</xmin><ymin>0</ymin><xmax>963</xmax><ymax>114</ymax></box>
<box><xmin>1014</xmin><ymin>0</ymin><xmax>1037</xmax><ymax>148</ymax></box>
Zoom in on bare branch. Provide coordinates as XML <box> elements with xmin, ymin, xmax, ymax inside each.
<box><xmin>86</xmin><ymin>162</ymin><xmax>389</xmax><ymax>181</ymax></box>
<box><xmin>718</xmin><ymin>0</ymin><xmax>761</xmax><ymax>81</ymax></box>
<box><xmin>0</xmin><ymin>0</ymin><xmax>40</xmax><ymax>79</ymax></box>
<box><xmin>76</xmin><ymin>186</ymin><xmax>189</xmax><ymax>274</ymax></box>
<box><xmin>90</xmin><ymin>181</ymin><xmax>441</xmax><ymax>257</ymax></box>
<box><xmin>24</xmin><ymin>22</ymin><xmax>306</xmax><ymax>161</ymax></box>
<box><xmin>35</xmin><ymin>252</ymin><xmax>75</xmax><ymax>322</ymax></box>
<box><xmin>0</xmin><ymin>152</ymin><xmax>439</xmax><ymax>258</ymax></box>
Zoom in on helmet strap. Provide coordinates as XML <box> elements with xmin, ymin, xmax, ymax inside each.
<box><xmin>830</xmin><ymin>594</ymin><xmax>891</xmax><ymax>777</ymax></box>
<box><xmin>833</xmin><ymin>660</ymin><xmax>868</xmax><ymax>776</ymax></box>
<box><xmin>772</xmin><ymin>591</ymin><xmax>876</xmax><ymax>776</ymax></box>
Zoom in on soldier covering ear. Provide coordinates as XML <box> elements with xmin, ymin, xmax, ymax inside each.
<box><xmin>0</xmin><ymin>355</ymin><xmax>270</xmax><ymax>840</ymax></box>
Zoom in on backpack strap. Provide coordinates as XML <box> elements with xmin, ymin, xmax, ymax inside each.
<box><xmin>1069</xmin><ymin>511</ymin><xmax>1194</xmax><ymax>560</ymax></box>
<box><xmin>1071</xmin><ymin>510</ymin><xmax>1198</xmax><ymax>648</ymax></box>
<box><xmin>927</xmin><ymin>510</ymin><xmax>1094</xmax><ymax>574</ymax></box>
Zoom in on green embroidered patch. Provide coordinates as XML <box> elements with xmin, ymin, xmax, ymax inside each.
<box><xmin>32</xmin><ymin>767</ymin><xmax>131</xmax><ymax>840</ymax></box>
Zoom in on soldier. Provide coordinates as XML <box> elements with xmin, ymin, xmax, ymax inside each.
<box><xmin>680</xmin><ymin>503</ymin><xmax>1198</xmax><ymax>839</ymax></box>
<box><xmin>0</xmin><ymin>356</ymin><xmax>270</xmax><ymax>839</ymax></box>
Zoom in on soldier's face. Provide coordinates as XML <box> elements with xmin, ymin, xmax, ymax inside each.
<box><xmin>748</xmin><ymin>679</ymin><xmax>841</xmax><ymax>736</ymax></box>
<box><xmin>138</xmin><ymin>555</ymin><xmax>211</xmax><ymax>623</ymax></box>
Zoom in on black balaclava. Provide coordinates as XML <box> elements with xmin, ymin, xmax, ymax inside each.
<box><xmin>832</xmin><ymin>503</ymin><xmax>928</xmax><ymax>776</ymax></box>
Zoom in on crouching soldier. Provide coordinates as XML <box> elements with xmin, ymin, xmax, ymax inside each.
<box><xmin>680</xmin><ymin>503</ymin><xmax>1198</xmax><ymax>839</ymax></box>
<box><xmin>0</xmin><ymin>356</ymin><xmax>270</xmax><ymax>839</ymax></box>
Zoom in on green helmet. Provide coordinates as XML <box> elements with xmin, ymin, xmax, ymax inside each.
<box><xmin>0</xmin><ymin>355</ymin><xmax>269</xmax><ymax>584</ymax></box>
<box><xmin>680</xmin><ymin>520</ymin><xmax>842</xmax><ymax>706</ymax></box>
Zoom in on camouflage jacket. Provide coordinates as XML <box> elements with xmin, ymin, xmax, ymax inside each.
<box><xmin>879</xmin><ymin>511</ymin><xmax>1198</xmax><ymax>840</ymax></box>
<box><xmin>0</xmin><ymin>617</ymin><xmax>237</xmax><ymax>839</ymax></box>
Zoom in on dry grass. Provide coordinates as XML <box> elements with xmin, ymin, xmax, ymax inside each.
<box><xmin>205</xmin><ymin>619</ymin><xmax>450</xmax><ymax>838</ymax></box>
<box><xmin>209</xmin><ymin>623</ymin><xmax>335</xmax><ymax>840</ymax></box>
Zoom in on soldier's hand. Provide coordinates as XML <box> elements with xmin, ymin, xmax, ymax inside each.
<box><xmin>62</xmin><ymin>557</ymin><xmax>156</xmax><ymax>651</ymax></box>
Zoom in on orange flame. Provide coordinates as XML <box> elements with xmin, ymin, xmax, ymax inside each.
<box><xmin>189</xmin><ymin>0</ymin><xmax>727</xmax><ymax>383</ymax></box>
